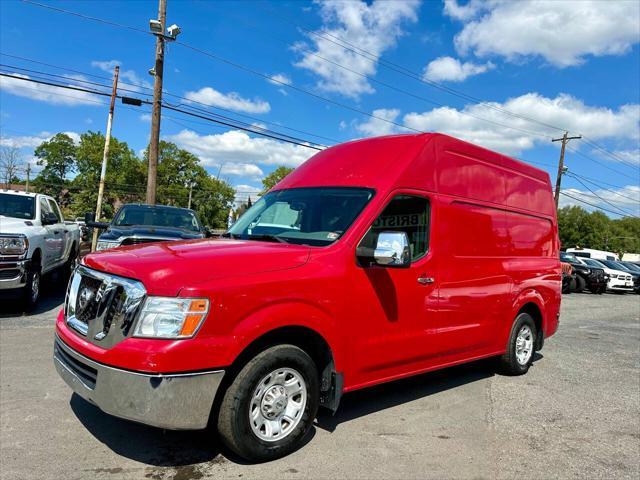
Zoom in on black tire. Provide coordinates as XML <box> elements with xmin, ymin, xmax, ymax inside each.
<box><xmin>498</xmin><ymin>312</ymin><xmax>537</xmax><ymax>376</ymax></box>
<box><xmin>22</xmin><ymin>261</ymin><xmax>41</xmax><ymax>311</ymax></box>
<box><xmin>217</xmin><ymin>345</ymin><xmax>319</xmax><ymax>462</ymax></box>
<box><xmin>574</xmin><ymin>275</ymin><xmax>585</xmax><ymax>293</ymax></box>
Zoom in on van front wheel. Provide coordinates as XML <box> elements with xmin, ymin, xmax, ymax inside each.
<box><xmin>217</xmin><ymin>345</ymin><xmax>319</xmax><ymax>462</ymax></box>
<box><xmin>498</xmin><ymin>313</ymin><xmax>537</xmax><ymax>375</ymax></box>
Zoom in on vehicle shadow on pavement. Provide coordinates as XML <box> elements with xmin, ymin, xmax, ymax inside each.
<box><xmin>69</xmin><ymin>394</ymin><xmax>220</xmax><ymax>466</ymax></box>
<box><xmin>315</xmin><ymin>355</ymin><xmax>542</xmax><ymax>432</ymax></box>
<box><xmin>0</xmin><ymin>273</ymin><xmax>66</xmax><ymax>318</ymax></box>
<box><xmin>69</xmin><ymin>354</ymin><xmax>543</xmax><ymax>466</ymax></box>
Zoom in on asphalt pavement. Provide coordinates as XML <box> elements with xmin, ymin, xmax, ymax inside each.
<box><xmin>1</xmin><ymin>286</ymin><xmax>638</xmax><ymax>480</ymax></box>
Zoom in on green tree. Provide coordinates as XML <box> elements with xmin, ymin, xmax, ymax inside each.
<box><xmin>33</xmin><ymin>133</ymin><xmax>76</xmax><ymax>186</ymax></box>
<box><xmin>261</xmin><ymin>166</ymin><xmax>294</xmax><ymax>194</ymax></box>
<box><xmin>144</xmin><ymin>141</ymin><xmax>235</xmax><ymax>228</ymax></box>
<box><xmin>69</xmin><ymin>131</ymin><xmax>145</xmax><ymax>219</ymax></box>
<box><xmin>557</xmin><ymin>206</ymin><xmax>640</xmax><ymax>256</ymax></box>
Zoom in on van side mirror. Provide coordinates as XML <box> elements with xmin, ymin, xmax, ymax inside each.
<box><xmin>357</xmin><ymin>231</ymin><xmax>411</xmax><ymax>268</ymax></box>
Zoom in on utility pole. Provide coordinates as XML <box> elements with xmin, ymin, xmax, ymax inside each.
<box><xmin>91</xmin><ymin>66</ymin><xmax>120</xmax><ymax>252</ymax></box>
<box><xmin>146</xmin><ymin>0</ymin><xmax>167</xmax><ymax>205</ymax></box>
<box><xmin>25</xmin><ymin>164</ymin><xmax>30</xmax><ymax>193</ymax></box>
<box><xmin>187</xmin><ymin>182</ymin><xmax>193</xmax><ymax>209</ymax></box>
<box><xmin>552</xmin><ymin>132</ymin><xmax>581</xmax><ymax>208</ymax></box>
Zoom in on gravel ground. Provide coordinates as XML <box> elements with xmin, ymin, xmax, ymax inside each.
<box><xmin>1</xmin><ymin>286</ymin><xmax>638</xmax><ymax>480</ymax></box>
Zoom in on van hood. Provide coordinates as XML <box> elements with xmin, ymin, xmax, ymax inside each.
<box><xmin>100</xmin><ymin>225</ymin><xmax>204</xmax><ymax>241</ymax></box>
<box><xmin>82</xmin><ymin>238</ymin><xmax>311</xmax><ymax>296</ymax></box>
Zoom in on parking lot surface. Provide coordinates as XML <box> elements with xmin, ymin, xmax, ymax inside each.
<box><xmin>1</xmin><ymin>289</ymin><xmax>639</xmax><ymax>480</ymax></box>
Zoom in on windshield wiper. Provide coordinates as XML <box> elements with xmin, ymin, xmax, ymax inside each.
<box><xmin>246</xmin><ymin>234</ymin><xmax>289</xmax><ymax>244</ymax></box>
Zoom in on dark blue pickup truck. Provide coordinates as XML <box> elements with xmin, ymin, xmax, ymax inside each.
<box><xmin>90</xmin><ymin>204</ymin><xmax>208</xmax><ymax>251</ymax></box>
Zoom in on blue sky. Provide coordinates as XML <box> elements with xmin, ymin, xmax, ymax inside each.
<box><xmin>0</xmin><ymin>0</ymin><xmax>638</xmax><ymax>215</ymax></box>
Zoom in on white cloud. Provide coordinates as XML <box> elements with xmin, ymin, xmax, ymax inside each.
<box><xmin>602</xmin><ymin>149</ymin><xmax>640</xmax><ymax>166</ymax></box>
<box><xmin>356</xmin><ymin>108</ymin><xmax>402</xmax><ymax>137</ymax></box>
<box><xmin>91</xmin><ymin>60</ymin><xmax>152</xmax><ymax>91</ymax></box>
<box><xmin>267</xmin><ymin>73</ymin><xmax>292</xmax><ymax>86</ymax></box>
<box><xmin>0</xmin><ymin>131</ymin><xmax>80</xmax><ymax>148</ymax></box>
<box><xmin>559</xmin><ymin>185</ymin><xmax>640</xmax><ymax>217</ymax></box>
<box><xmin>423</xmin><ymin>56</ymin><xmax>494</xmax><ymax>82</ymax></box>
<box><xmin>401</xmin><ymin>93</ymin><xmax>640</xmax><ymax>154</ymax></box>
<box><xmin>139</xmin><ymin>113</ymin><xmax>152</xmax><ymax>122</ymax></box>
<box><xmin>0</xmin><ymin>73</ymin><xmax>100</xmax><ymax>106</ymax></box>
<box><xmin>294</xmin><ymin>0</ymin><xmax>420</xmax><ymax>98</ymax></box>
<box><xmin>184</xmin><ymin>87</ymin><xmax>270</xmax><ymax>114</ymax></box>
<box><xmin>219</xmin><ymin>163</ymin><xmax>264</xmax><ymax>178</ymax></box>
<box><xmin>447</xmin><ymin>0</ymin><xmax>640</xmax><ymax>67</ymax></box>
<box><xmin>165</xmin><ymin>129</ymin><xmax>316</xmax><ymax>171</ymax></box>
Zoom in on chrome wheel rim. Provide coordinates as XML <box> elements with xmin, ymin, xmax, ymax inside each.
<box><xmin>249</xmin><ymin>367</ymin><xmax>307</xmax><ymax>442</ymax></box>
<box><xmin>515</xmin><ymin>325</ymin><xmax>533</xmax><ymax>365</ymax></box>
<box><xmin>31</xmin><ymin>271</ymin><xmax>40</xmax><ymax>303</ymax></box>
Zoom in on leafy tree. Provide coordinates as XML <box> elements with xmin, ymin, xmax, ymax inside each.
<box><xmin>144</xmin><ymin>141</ymin><xmax>235</xmax><ymax>228</ymax></box>
<box><xmin>558</xmin><ymin>206</ymin><xmax>640</xmax><ymax>256</ymax></box>
<box><xmin>33</xmin><ymin>133</ymin><xmax>76</xmax><ymax>194</ymax></box>
<box><xmin>69</xmin><ymin>131</ymin><xmax>145</xmax><ymax>219</ymax></box>
<box><xmin>261</xmin><ymin>166</ymin><xmax>294</xmax><ymax>194</ymax></box>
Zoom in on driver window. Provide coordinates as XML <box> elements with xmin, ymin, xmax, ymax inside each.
<box><xmin>47</xmin><ymin>199</ymin><xmax>62</xmax><ymax>222</ymax></box>
<box><xmin>360</xmin><ymin>195</ymin><xmax>430</xmax><ymax>261</ymax></box>
<box><xmin>40</xmin><ymin>198</ymin><xmax>52</xmax><ymax>222</ymax></box>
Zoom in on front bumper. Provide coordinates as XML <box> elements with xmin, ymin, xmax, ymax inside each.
<box><xmin>53</xmin><ymin>335</ymin><xmax>225</xmax><ymax>430</ymax></box>
<box><xmin>0</xmin><ymin>258</ymin><xmax>29</xmax><ymax>290</ymax></box>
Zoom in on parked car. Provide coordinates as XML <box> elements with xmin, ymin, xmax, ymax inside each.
<box><xmin>87</xmin><ymin>203</ymin><xmax>209</xmax><ymax>251</ymax></box>
<box><xmin>597</xmin><ymin>260</ymin><xmax>640</xmax><ymax>294</ymax></box>
<box><xmin>54</xmin><ymin>133</ymin><xmax>561</xmax><ymax>462</ymax></box>
<box><xmin>578</xmin><ymin>258</ymin><xmax>634</xmax><ymax>293</ymax></box>
<box><xmin>559</xmin><ymin>251</ymin><xmax>607</xmax><ymax>294</ymax></box>
<box><xmin>0</xmin><ymin>190</ymin><xmax>80</xmax><ymax>308</ymax></box>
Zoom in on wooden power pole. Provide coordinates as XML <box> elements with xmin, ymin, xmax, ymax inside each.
<box><xmin>146</xmin><ymin>0</ymin><xmax>167</xmax><ymax>205</ymax></box>
<box><xmin>25</xmin><ymin>164</ymin><xmax>30</xmax><ymax>193</ymax></box>
<box><xmin>552</xmin><ymin>132</ymin><xmax>581</xmax><ymax>208</ymax></box>
<box><xmin>91</xmin><ymin>65</ymin><xmax>120</xmax><ymax>252</ymax></box>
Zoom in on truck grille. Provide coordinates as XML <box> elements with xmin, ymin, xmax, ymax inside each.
<box><xmin>54</xmin><ymin>338</ymin><xmax>97</xmax><ymax>389</ymax></box>
<box><xmin>65</xmin><ymin>266</ymin><xmax>146</xmax><ymax>348</ymax></box>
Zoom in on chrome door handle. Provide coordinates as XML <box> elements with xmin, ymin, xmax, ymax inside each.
<box><xmin>417</xmin><ymin>277</ymin><xmax>435</xmax><ymax>285</ymax></box>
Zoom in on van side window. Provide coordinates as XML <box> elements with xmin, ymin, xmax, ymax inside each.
<box><xmin>47</xmin><ymin>199</ymin><xmax>63</xmax><ymax>222</ymax></box>
<box><xmin>360</xmin><ymin>195</ymin><xmax>430</xmax><ymax>260</ymax></box>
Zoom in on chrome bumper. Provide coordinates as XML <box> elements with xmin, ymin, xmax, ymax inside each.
<box><xmin>0</xmin><ymin>258</ymin><xmax>29</xmax><ymax>290</ymax></box>
<box><xmin>53</xmin><ymin>336</ymin><xmax>225</xmax><ymax>430</ymax></box>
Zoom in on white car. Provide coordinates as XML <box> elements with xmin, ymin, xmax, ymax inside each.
<box><xmin>0</xmin><ymin>190</ymin><xmax>80</xmax><ymax>308</ymax></box>
<box><xmin>578</xmin><ymin>258</ymin><xmax>634</xmax><ymax>293</ymax></box>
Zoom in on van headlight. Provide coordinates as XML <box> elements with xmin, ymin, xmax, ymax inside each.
<box><xmin>133</xmin><ymin>297</ymin><xmax>209</xmax><ymax>338</ymax></box>
<box><xmin>0</xmin><ymin>235</ymin><xmax>28</xmax><ymax>255</ymax></box>
<box><xmin>96</xmin><ymin>240</ymin><xmax>119</xmax><ymax>251</ymax></box>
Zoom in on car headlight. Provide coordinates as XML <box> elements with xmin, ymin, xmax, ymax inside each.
<box><xmin>96</xmin><ymin>240</ymin><xmax>119</xmax><ymax>251</ymax></box>
<box><xmin>583</xmin><ymin>268</ymin><xmax>590</xmax><ymax>274</ymax></box>
<box><xmin>133</xmin><ymin>297</ymin><xmax>209</xmax><ymax>339</ymax></box>
<box><xmin>0</xmin><ymin>235</ymin><xmax>28</xmax><ymax>255</ymax></box>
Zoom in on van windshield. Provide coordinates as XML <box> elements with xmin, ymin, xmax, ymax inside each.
<box><xmin>228</xmin><ymin>187</ymin><xmax>374</xmax><ymax>246</ymax></box>
<box><xmin>0</xmin><ymin>194</ymin><xmax>35</xmax><ymax>220</ymax></box>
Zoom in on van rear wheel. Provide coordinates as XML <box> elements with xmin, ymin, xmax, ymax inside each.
<box><xmin>498</xmin><ymin>313</ymin><xmax>537</xmax><ymax>376</ymax></box>
<box><xmin>217</xmin><ymin>345</ymin><xmax>319</xmax><ymax>462</ymax></box>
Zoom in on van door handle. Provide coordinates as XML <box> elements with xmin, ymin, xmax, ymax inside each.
<box><xmin>417</xmin><ymin>276</ymin><xmax>435</xmax><ymax>285</ymax></box>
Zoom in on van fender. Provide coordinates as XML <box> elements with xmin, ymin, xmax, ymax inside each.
<box><xmin>508</xmin><ymin>289</ymin><xmax>546</xmax><ymax>342</ymax></box>
<box><xmin>226</xmin><ymin>301</ymin><xmax>343</xmax><ymax>373</ymax></box>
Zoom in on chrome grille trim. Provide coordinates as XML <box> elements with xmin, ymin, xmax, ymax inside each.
<box><xmin>65</xmin><ymin>265</ymin><xmax>146</xmax><ymax>348</ymax></box>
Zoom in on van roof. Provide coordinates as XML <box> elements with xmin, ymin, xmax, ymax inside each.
<box><xmin>276</xmin><ymin>133</ymin><xmax>554</xmax><ymax>217</ymax></box>
<box><xmin>277</xmin><ymin>133</ymin><xmax>550</xmax><ymax>190</ymax></box>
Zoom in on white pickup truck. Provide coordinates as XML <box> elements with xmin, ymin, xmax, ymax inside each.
<box><xmin>0</xmin><ymin>190</ymin><xmax>80</xmax><ymax>308</ymax></box>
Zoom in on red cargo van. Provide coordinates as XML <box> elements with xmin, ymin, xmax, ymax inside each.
<box><xmin>54</xmin><ymin>133</ymin><xmax>561</xmax><ymax>461</ymax></box>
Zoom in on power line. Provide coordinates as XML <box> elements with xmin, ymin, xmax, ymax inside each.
<box><xmin>565</xmin><ymin>174</ymin><xmax>638</xmax><ymax>218</ymax></box>
<box><xmin>0</xmin><ymin>72</ymin><xmax>326</xmax><ymax>151</ymax></box>
<box><xmin>566</xmin><ymin>171</ymin><xmax>640</xmax><ymax>203</ymax></box>
<box><xmin>559</xmin><ymin>191</ymin><xmax>635</xmax><ymax>218</ymax></box>
<box><xmin>566</xmin><ymin>145</ymin><xmax>639</xmax><ymax>182</ymax></box>
<box><xmin>580</xmin><ymin>137</ymin><xmax>639</xmax><ymax>170</ymax></box>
